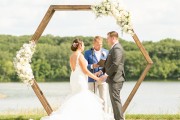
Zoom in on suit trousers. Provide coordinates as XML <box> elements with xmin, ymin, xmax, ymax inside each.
<box><xmin>88</xmin><ymin>81</ymin><xmax>108</xmax><ymax>113</ymax></box>
<box><xmin>108</xmin><ymin>82</ymin><xmax>124</xmax><ymax>120</ymax></box>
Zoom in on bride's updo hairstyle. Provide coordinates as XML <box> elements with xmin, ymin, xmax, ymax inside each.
<box><xmin>71</xmin><ymin>38</ymin><xmax>83</xmax><ymax>51</ymax></box>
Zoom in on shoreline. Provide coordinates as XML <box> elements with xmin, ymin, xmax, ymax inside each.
<box><xmin>0</xmin><ymin>79</ymin><xmax>180</xmax><ymax>83</ymax></box>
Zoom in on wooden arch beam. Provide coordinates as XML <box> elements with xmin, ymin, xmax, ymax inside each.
<box><xmin>31</xmin><ymin>5</ymin><xmax>91</xmax><ymax>42</ymax></box>
<box><xmin>30</xmin><ymin>5</ymin><xmax>153</xmax><ymax>115</ymax></box>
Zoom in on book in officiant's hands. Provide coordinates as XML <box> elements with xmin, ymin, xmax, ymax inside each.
<box><xmin>97</xmin><ymin>59</ymin><xmax>106</xmax><ymax>67</ymax></box>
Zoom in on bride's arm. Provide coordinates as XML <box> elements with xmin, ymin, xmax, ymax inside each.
<box><xmin>79</xmin><ymin>54</ymin><xmax>102</xmax><ymax>81</ymax></box>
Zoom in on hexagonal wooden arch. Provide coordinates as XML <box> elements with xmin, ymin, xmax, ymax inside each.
<box><xmin>30</xmin><ymin>5</ymin><xmax>153</xmax><ymax>115</ymax></box>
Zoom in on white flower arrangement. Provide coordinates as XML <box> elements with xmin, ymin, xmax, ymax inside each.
<box><xmin>91</xmin><ymin>0</ymin><xmax>134</xmax><ymax>36</ymax></box>
<box><xmin>13</xmin><ymin>41</ymin><xmax>36</xmax><ymax>85</ymax></box>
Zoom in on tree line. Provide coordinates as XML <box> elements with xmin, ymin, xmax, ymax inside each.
<box><xmin>0</xmin><ymin>34</ymin><xmax>179</xmax><ymax>82</ymax></box>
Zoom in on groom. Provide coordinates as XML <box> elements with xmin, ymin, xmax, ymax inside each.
<box><xmin>97</xmin><ymin>31</ymin><xmax>126</xmax><ymax>120</ymax></box>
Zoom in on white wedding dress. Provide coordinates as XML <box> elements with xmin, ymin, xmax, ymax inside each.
<box><xmin>41</xmin><ymin>53</ymin><xmax>114</xmax><ymax>120</ymax></box>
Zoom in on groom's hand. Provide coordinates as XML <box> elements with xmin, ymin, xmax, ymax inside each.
<box><xmin>94</xmin><ymin>72</ymin><xmax>100</xmax><ymax>77</ymax></box>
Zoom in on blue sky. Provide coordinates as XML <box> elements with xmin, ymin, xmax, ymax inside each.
<box><xmin>0</xmin><ymin>0</ymin><xmax>180</xmax><ymax>41</ymax></box>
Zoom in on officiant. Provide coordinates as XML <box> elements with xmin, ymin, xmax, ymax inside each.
<box><xmin>85</xmin><ymin>36</ymin><xmax>109</xmax><ymax>112</ymax></box>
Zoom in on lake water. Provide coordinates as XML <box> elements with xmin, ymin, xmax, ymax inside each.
<box><xmin>0</xmin><ymin>81</ymin><xmax>180</xmax><ymax>114</ymax></box>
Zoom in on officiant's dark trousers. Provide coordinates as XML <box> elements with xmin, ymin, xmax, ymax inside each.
<box><xmin>108</xmin><ymin>82</ymin><xmax>124</xmax><ymax>120</ymax></box>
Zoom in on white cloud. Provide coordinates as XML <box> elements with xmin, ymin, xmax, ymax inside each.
<box><xmin>0</xmin><ymin>0</ymin><xmax>180</xmax><ymax>41</ymax></box>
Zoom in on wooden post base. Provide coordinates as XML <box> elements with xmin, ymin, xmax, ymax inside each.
<box><xmin>31</xmin><ymin>79</ymin><xmax>53</xmax><ymax>115</ymax></box>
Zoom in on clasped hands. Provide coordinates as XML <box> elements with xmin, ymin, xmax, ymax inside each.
<box><xmin>94</xmin><ymin>70</ymin><xmax>107</xmax><ymax>82</ymax></box>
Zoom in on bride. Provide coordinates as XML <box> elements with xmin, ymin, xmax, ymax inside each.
<box><xmin>41</xmin><ymin>38</ymin><xmax>114</xmax><ymax>120</ymax></box>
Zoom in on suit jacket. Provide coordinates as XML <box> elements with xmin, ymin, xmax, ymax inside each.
<box><xmin>84</xmin><ymin>48</ymin><xmax>109</xmax><ymax>82</ymax></box>
<box><xmin>102</xmin><ymin>43</ymin><xmax>126</xmax><ymax>83</ymax></box>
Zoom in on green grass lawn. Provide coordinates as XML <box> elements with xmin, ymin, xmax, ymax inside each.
<box><xmin>0</xmin><ymin>114</ymin><xmax>180</xmax><ymax>120</ymax></box>
<box><xmin>126</xmin><ymin>114</ymin><xmax>180</xmax><ymax>120</ymax></box>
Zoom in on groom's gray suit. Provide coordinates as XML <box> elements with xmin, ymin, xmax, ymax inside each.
<box><xmin>102</xmin><ymin>42</ymin><xmax>125</xmax><ymax>120</ymax></box>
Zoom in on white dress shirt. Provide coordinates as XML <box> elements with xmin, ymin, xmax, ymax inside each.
<box><xmin>94</xmin><ymin>49</ymin><xmax>101</xmax><ymax>61</ymax></box>
<box><xmin>91</xmin><ymin>49</ymin><xmax>101</xmax><ymax>69</ymax></box>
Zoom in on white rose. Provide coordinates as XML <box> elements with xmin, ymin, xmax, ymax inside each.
<box><xmin>106</xmin><ymin>5</ymin><xmax>111</xmax><ymax>10</ymax></box>
<box><xmin>16</xmin><ymin>54</ymin><xmax>21</xmax><ymax>59</ymax></box>
<box><xmin>117</xmin><ymin>17</ymin><xmax>122</xmax><ymax>22</ymax></box>
<box><xmin>121</xmin><ymin>10</ymin><xmax>129</xmax><ymax>17</ymax></box>
<box><xmin>121</xmin><ymin>15</ymin><xmax>126</xmax><ymax>21</ymax></box>
<box><xmin>127</xmin><ymin>30</ymin><xmax>134</xmax><ymax>35</ymax></box>
<box><xmin>128</xmin><ymin>24</ymin><xmax>133</xmax><ymax>30</ymax></box>
<box><xmin>16</xmin><ymin>63</ymin><xmax>22</xmax><ymax>69</ymax></box>
<box><xmin>102</xmin><ymin>10</ymin><xmax>106</xmax><ymax>14</ymax></box>
<box><xmin>23</xmin><ymin>44</ymin><xmax>29</xmax><ymax>48</ymax></box>
<box><xmin>113</xmin><ymin>10</ymin><xmax>120</xmax><ymax>18</ymax></box>
<box><xmin>19</xmin><ymin>73</ymin><xmax>24</xmax><ymax>78</ymax></box>
<box><xmin>122</xmin><ymin>25</ymin><xmax>129</xmax><ymax>32</ymax></box>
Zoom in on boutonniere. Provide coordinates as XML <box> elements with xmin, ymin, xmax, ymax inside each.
<box><xmin>102</xmin><ymin>51</ymin><xmax>106</xmax><ymax>57</ymax></box>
